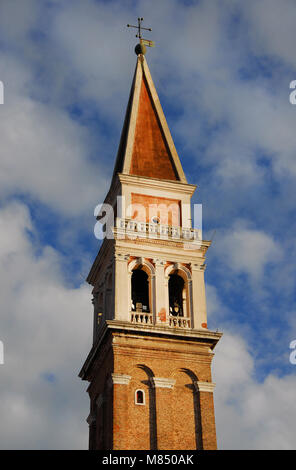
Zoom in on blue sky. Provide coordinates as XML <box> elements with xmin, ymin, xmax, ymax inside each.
<box><xmin>0</xmin><ymin>0</ymin><xmax>295</xmax><ymax>449</ymax></box>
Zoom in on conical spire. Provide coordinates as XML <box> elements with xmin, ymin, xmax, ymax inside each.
<box><xmin>112</xmin><ymin>54</ymin><xmax>187</xmax><ymax>183</ymax></box>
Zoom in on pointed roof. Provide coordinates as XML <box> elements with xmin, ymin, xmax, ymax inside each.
<box><xmin>112</xmin><ymin>54</ymin><xmax>187</xmax><ymax>183</ymax></box>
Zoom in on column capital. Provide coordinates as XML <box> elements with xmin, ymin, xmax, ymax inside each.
<box><xmin>194</xmin><ymin>381</ymin><xmax>216</xmax><ymax>393</ymax></box>
<box><xmin>110</xmin><ymin>373</ymin><xmax>132</xmax><ymax>385</ymax></box>
<box><xmin>191</xmin><ymin>263</ymin><xmax>206</xmax><ymax>272</ymax></box>
<box><xmin>153</xmin><ymin>258</ymin><xmax>165</xmax><ymax>267</ymax></box>
<box><xmin>150</xmin><ymin>377</ymin><xmax>176</xmax><ymax>389</ymax></box>
<box><xmin>115</xmin><ymin>253</ymin><xmax>130</xmax><ymax>262</ymax></box>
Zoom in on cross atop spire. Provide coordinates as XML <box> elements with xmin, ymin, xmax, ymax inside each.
<box><xmin>127</xmin><ymin>17</ymin><xmax>155</xmax><ymax>53</ymax></box>
<box><xmin>127</xmin><ymin>17</ymin><xmax>152</xmax><ymax>40</ymax></box>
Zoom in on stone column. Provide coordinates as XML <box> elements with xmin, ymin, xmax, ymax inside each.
<box><xmin>191</xmin><ymin>263</ymin><xmax>208</xmax><ymax>329</ymax></box>
<box><xmin>153</xmin><ymin>259</ymin><xmax>168</xmax><ymax>325</ymax></box>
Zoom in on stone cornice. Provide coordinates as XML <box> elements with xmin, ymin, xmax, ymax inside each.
<box><xmin>79</xmin><ymin>320</ymin><xmax>222</xmax><ymax>381</ymax></box>
<box><xmin>105</xmin><ymin>320</ymin><xmax>222</xmax><ymax>344</ymax></box>
<box><xmin>118</xmin><ymin>173</ymin><xmax>196</xmax><ymax>196</ymax></box>
<box><xmin>191</xmin><ymin>262</ymin><xmax>207</xmax><ymax>272</ymax></box>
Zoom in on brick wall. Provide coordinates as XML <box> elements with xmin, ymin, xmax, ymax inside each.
<box><xmin>87</xmin><ymin>328</ymin><xmax>218</xmax><ymax>450</ymax></box>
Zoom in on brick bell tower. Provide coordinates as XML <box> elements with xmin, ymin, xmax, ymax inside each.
<box><xmin>79</xmin><ymin>39</ymin><xmax>222</xmax><ymax>450</ymax></box>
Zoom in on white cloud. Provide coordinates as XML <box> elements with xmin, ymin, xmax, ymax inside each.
<box><xmin>242</xmin><ymin>0</ymin><xmax>296</xmax><ymax>67</ymax></box>
<box><xmin>0</xmin><ymin>0</ymin><xmax>41</xmax><ymax>43</ymax></box>
<box><xmin>214</xmin><ymin>220</ymin><xmax>283</xmax><ymax>282</ymax></box>
<box><xmin>0</xmin><ymin>201</ymin><xmax>92</xmax><ymax>449</ymax></box>
<box><xmin>213</xmin><ymin>331</ymin><xmax>296</xmax><ymax>449</ymax></box>
<box><xmin>0</xmin><ymin>52</ymin><xmax>110</xmax><ymax>216</ymax></box>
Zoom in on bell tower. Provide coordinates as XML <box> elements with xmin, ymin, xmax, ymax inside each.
<box><xmin>79</xmin><ymin>39</ymin><xmax>222</xmax><ymax>451</ymax></box>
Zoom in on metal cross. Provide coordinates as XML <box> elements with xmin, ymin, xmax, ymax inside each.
<box><xmin>127</xmin><ymin>17</ymin><xmax>152</xmax><ymax>39</ymax></box>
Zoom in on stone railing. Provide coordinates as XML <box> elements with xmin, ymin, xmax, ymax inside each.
<box><xmin>131</xmin><ymin>312</ymin><xmax>153</xmax><ymax>325</ymax></box>
<box><xmin>169</xmin><ymin>316</ymin><xmax>191</xmax><ymax>328</ymax></box>
<box><xmin>130</xmin><ymin>312</ymin><xmax>191</xmax><ymax>329</ymax></box>
<box><xmin>115</xmin><ymin>218</ymin><xmax>201</xmax><ymax>242</ymax></box>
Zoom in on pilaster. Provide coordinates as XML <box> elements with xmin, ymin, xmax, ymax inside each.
<box><xmin>110</xmin><ymin>373</ymin><xmax>131</xmax><ymax>450</ymax></box>
<box><xmin>191</xmin><ymin>263</ymin><xmax>208</xmax><ymax>329</ymax></box>
<box><xmin>150</xmin><ymin>377</ymin><xmax>176</xmax><ymax>450</ymax></box>
<box><xmin>114</xmin><ymin>253</ymin><xmax>129</xmax><ymax>321</ymax></box>
<box><xmin>153</xmin><ymin>258</ymin><xmax>168</xmax><ymax>325</ymax></box>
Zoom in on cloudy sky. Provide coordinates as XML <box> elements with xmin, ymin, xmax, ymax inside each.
<box><xmin>0</xmin><ymin>0</ymin><xmax>295</xmax><ymax>450</ymax></box>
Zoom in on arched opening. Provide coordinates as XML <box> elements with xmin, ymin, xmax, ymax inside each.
<box><xmin>131</xmin><ymin>269</ymin><xmax>150</xmax><ymax>312</ymax></box>
<box><xmin>169</xmin><ymin>273</ymin><xmax>185</xmax><ymax>317</ymax></box>
<box><xmin>135</xmin><ymin>389</ymin><xmax>145</xmax><ymax>405</ymax></box>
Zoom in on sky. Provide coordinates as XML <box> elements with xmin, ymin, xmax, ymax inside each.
<box><xmin>0</xmin><ymin>0</ymin><xmax>295</xmax><ymax>450</ymax></box>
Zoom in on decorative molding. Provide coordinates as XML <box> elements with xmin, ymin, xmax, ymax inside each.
<box><xmin>118</xmin><ymin>173</ymin><xmax>196</xmax><ymax>195</ymax></box>
<box><xmin>110</xmin><ymin>373</ymin><xmax>132</xmax><ymax>385</ymax></box>
<box><xmin>137</xmin><ymin>256</ymin><xmax>144</xmax><ymax>266</ymax></box>
<box><xmin>153</xmin><ymin>258</ymin><xmax>165</xmax><ymax>267</ymax></box>
<box><xmin>151</xmin><ymin>377</ymin><xmax>176</xmax><ymax>389</ymax></box>
<box><xmin>190</xmin><ymin>262</ymin><xmax>205</xmax><ymax>272</ymax></box>
<box><xmin>128</xmin><ymin>257</ymin><xmax>156</xmax><ymax>275</ymax></box>
<box><xmin>195</xmin><ymin>381</ymin><xmax>216</xmax><ymax>393</ymax></box>
<box><xmin>79</xmin><ymin>320</ymin><xmax>222</xmax><ymax>381</ymax></box>
<box><xmin>165</xmin><ymin>262</ymin><xmax>192</xmax><ymax>280</ymax></box>
<box><xmin>114</xmin><ymin>253</ymin><xmax>130</xmax><ymax>262</ymax></box>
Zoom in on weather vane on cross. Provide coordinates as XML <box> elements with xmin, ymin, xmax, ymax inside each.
<box><xmin>127</xmin><ymin>17</ymin><xmax>155</xmax><ymax>50</ymax></box>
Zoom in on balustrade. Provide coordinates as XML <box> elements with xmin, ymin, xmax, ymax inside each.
<box><xmin>116</xmin><ymin>218</ymin><xmax>201</xmax><ymax>241</ymax></box>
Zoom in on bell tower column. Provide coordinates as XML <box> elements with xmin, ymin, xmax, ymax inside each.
<box><xmin>191</xmin><ymin>263</ymin><xmax>208</xmax><ymax>329</ymax></box>
<box><xmin>154</xmin><ymin>258</ymin><xmax>169</xmax><ymax>325</ymax></box>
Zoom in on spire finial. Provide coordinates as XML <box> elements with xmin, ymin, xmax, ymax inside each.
<box><xmin>127</xmin><ymin>17</ymin><xmax>155</xmax><ymax>55</ymax></box>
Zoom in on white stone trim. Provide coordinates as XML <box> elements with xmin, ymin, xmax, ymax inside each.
<box><xmin>118</xmin><ymin>173</ymin><xmax>196</xmax><ymax>195</ymax></box>
<box><xmin>195</xmin><ymin>381</ymin><xmax>216</xmax><ymax>393</ymax></box>
<box><xmin>128</xmin><ymin>257</ymin><xmax>155</xmax><ymax>275</ymax></box>
<box><xmin>111</xmin><ymin>373</ymin><xmax>132</xmax><ymax>385</ymax></box>
<box><xmin>165</xmin><ymin>262</ymin><xmax>192</xmax><ymax>281</ymax></box>
<box><xmin>151</xmin><ymin>377</ymin><xmax>176</xmax><ymax>389</ymax></box>
<box><xmin>122</xmin><ymin>57</ymin><xmax>143</xmax><ymax>174</ymax></box>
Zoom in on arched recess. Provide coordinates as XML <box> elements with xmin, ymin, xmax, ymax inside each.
<box><xmin>136</xmin><ymin>364</ymin><xmax>157</xmax><ymax>450</ymax></box>
<box><xmin>165</xmin><ymin>263</ymin><xmax>193</xmax><ymax>327</ymax></box>
<box><xmin>170</xmin><ymin>368</ymin><xmax>202</xmax><ymax>450</ymax></box>
<box><xmin>128</xmin><ymin>258</ymin><xmax>155</xmax><ymax>322</ymax></box>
